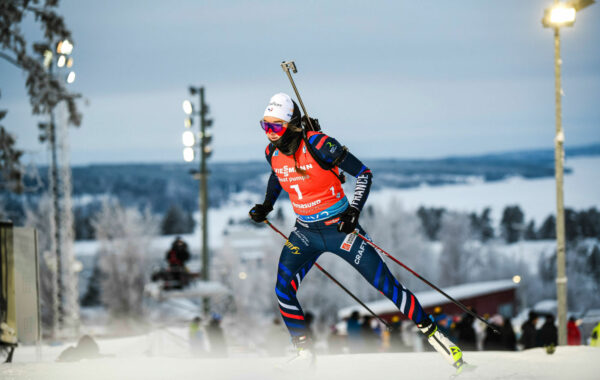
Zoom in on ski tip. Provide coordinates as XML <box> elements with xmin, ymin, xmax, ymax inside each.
<box><xmin>450</xmin><ymin>362</ymin><xmax>477</xmax><ymax>379</ymax></box>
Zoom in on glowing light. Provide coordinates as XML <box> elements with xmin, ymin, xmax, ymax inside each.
<box><xmin>203</xmin><ymin>146</ymin><xmax>213</xmax><ymax>154</ymax></box>
<box><xmin>66</xmin><ymin>57</ymin><xmax>74</xmax><ymax>68</ymax></box>
<box><xmin>184</xmin><ymin>118</ymin><xmax>192</xmax><ymax>128</ymax></box>
<box><xmin>238</xmin><ymin>272</ymin><xmax>247</xmax><ymax>280</ymax></box>
<box><xmin>56</xmin><ymin>39</ymin><xmax>73</xmax><ymax>55</ymax></box>
<box><xmin>72</xmin><ymin>260</ymin><xmax>83</xmax><ymax>273</ymax></box>
<box><xmin>66</xmin><ymin>71</ymin><xmax>76</xmax><ymax>84</ymax></box>
<box><xmin>182</xmin><ymin>131</ymin><xmax>195</xmax><ymax>147</ymax></box>
<box><xmin>43</xmin><ymin>50</ymin><xmax>53</xmax><ymax>68</ymax></box>
<box><xmin>550</xmin><ymin>5</ymin><xmax>576</xmax><ymax>24</ymax></box>
<box><xmin>182</xmin><ymin>100</ymin><xmax>193</xmax><ymax>115</ymax></box>
<box><xmin>512</xmin><ymin>275</ymin><xmax>522</xmax><ymax>284</ymax></box>
<box><xmin>183</xmin><ymin>147</ymin><xmax>195</xmax><ymax>162</ymax></box>
<box><xmin>57</xmin><ymin>55</ymin><xmax>66</xmax><ymax>67</ymax></box>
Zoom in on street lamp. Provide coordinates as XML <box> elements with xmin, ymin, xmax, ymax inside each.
<box><xmin>66</xmin><ymin>71</ymin><xmax>76</xmax><ymax>84</ymax></box>
<box><xmin>183</xmin><ymin>147</ymin><xmax>195</xmax><ymax>162</ymax></box>
<box><xmin>541</xmin><ymin>0</ymin><xmax>595</xmax><ymax>346</ymax></box>
<box><xmin>182</xmin><ymin>100</ymin><xmax>193</xmax><ymax>115</ymax></box>
<box><xmin>38</xmin><ymin>38</ymin><xmax>78</xmax><ymax>338</ymax></box>
<box><xmin>182</xmin><ymin>130</ymin><xmax>195</xmax><ymax>147</ymax></box>
<box><xmin>181</xmin><ymin>86</ymin><xmax>214</xmax><ymax>316</ymax></box>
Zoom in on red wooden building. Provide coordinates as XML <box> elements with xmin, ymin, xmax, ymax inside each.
<box><xmin>338</xmin><ymin>279</ymin><xmax>518</xmax><ymax>322</ymax></box>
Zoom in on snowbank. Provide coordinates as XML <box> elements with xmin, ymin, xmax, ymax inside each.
<box><xmin>2</xmin><ymin>344</ymin><xmax>599</xmax><ymax>380</ymax></box>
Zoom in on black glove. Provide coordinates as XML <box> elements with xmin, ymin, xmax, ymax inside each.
<box><xmin>337</xmin><ymin>206</ymin><xmax>360</xmax><ymax>234</ymax></box>
<box><xmin>249</xmin><ymin>203</ymin><xmax>273</xmax><ymax>223</ymax></box>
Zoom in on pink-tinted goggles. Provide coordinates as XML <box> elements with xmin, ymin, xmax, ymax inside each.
<box><xmin>260</xmin><ymin>120</ymin><xmax>287</xmax><ymax>135</ymax></box>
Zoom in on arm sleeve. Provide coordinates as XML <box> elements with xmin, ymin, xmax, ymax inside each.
<box><xmin>311</xmin><ymin>135</ymin><xmax>373</xmax><ymax>212</ymax></box>
<box><xmin>263</xmin><ymin>144</ymin><xmax>283</xmax><ymax>207</ymax></box>
<box><xmin>263</xmin><ymin>171</ymin><xmax>282</xmax><ymax>207</ymax></box>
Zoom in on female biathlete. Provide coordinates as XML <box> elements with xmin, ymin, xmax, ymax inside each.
<box><xmin>249</xmin><ymin>93</ymin><xmax>467</xmax><ymax>373</ymax></box>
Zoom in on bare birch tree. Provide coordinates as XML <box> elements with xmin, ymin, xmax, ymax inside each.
<box><xmin>91</xmin><ymin>199</ymin><xmax>158</xmax><ymax>327</ymax></box>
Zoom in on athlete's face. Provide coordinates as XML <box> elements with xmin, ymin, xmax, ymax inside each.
<box><xmin>262</xmin><ymin>116</ymin><xmax>287</xmax><ymax>142</ymax></box>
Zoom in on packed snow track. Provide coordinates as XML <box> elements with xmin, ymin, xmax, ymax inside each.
<box><xmin>1</xmin><ymin>347</ymin><xmax>598</xmax><ymax>380</ymax></box>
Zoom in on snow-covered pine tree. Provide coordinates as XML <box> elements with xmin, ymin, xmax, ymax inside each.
<box><xmin>438</xmin><ymin>211</ymin><xmax>473</xmax><ymax>286</ymax></box>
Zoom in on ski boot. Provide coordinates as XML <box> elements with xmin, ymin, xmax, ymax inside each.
<box><xmin>277</xmin><ymin>335</ymin><xmax>316</xmax><ymax>372</ymax></box>
<box><xmin>417</xmin><ymin>317</ymin><xmax>473</xmax><ymax>377</ymax></box>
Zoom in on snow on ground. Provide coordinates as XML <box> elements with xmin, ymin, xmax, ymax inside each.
<box><xmin>3</xmin><ymin>340</ymin><xmax>599</xmax><ymax>380</ymax></box>
<box><xmin>369</xmin><ymin>156</ymin><xmax>600</xmax><ymax>224</ymax></box>
<box><xmin>492</xmin><ymin>240</ymin><xmax>555</xmax><ymax>270</ymax></box>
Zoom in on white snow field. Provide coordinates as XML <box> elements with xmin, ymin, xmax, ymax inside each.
<box><xmin>368</xmin><ymin>156</ymin><xmax>600</xmax><ymax>224</ymax></box>
<box><xmin>2</xmin><ymin>345</ymin><xmax>599</xmax><ymax>380</ymax></box>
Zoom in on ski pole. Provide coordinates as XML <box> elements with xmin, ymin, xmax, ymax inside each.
<box><xmin>264</xmin><ymin>219</ymin><xmax>391</xmax><ymax>330</ymax></box>
<box><xmin>353</xmin><ymin>232</ymin><xmax>501</xmax><ymax>335</ymax></box>
<box><xmin>280</xmin><ymin>60</ymin><xmax>316</xmax><ymax>131</ymax></box>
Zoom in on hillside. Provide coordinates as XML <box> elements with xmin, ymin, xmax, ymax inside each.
<box><xmin>10</xmin><ymin>144</ymin><xmax>599</xmax><ymax>215</ymax></box>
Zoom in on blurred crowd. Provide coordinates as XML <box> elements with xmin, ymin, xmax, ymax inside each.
<box><xmin>323</xmin><ymin>307</ymin><xmax>521</xmax><ymax>354</ymax></box>
<box><xmin>259</xmin><ymin>306</ymin><xmax>600</xmax><ymax>356</ymax></box>
<box><xmin>188</xmin><ymin>313</ymin><xmax>227</xmax><ymax>357</ymax></box>
<box><xmin>179</xmin><ymin>305</ymin><xmax>600</xmax><ymax>357</ymax></box>
<box><xmin>517</xmin><ymin>311</ymin><xmax>595</xmax><ymax>349</ymax></box>
<box><xmin>187</xmin><ymin>305</ymin><xmax>600</xmax><ymax>357</ymax></box>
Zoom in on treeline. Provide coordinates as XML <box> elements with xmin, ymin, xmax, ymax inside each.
<box><xmin>415</xmin><ymin>205</ymin><xmax>600</xmax><ymax>243</ymax></box>
<box><xmin>7</xmin><ymin>144</ymin><xmax>600</xmax><ymax>225</ymax></box>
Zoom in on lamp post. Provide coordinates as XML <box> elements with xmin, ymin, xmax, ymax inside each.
<box><xmin>182</xmin><ymin>86</ymin><xmax>213</xmax><ymax>316</ymax></box>
<box><xmin>40</xmin><ymin>39</ymin><xmax>78</xmax><ymax>338</ymax></box>
<box><xmin>541</xmin><ymin>0</ymin><xmax>595</xmax><ymax>346</ymax></box>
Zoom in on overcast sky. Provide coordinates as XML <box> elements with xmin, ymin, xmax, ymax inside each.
<box><xmin>2</xmin><ymin>0</ymin><xmax>599</xmax><ymax>166</ymax></box>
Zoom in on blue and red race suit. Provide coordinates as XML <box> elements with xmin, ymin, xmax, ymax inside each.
<box><xmin>264</xmin><ymin>131</ymin><xmax>372</xmax><ymax>220</ymax></box>
<box><xmin>262</xmin><ymin>132</ymin><xmax>427</xmax><ymax>337</ymax></box>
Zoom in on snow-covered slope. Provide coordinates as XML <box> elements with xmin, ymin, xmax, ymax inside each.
<box><xmin>3</xmin><ymin>344</ymin><xmax>599</xmax><ymax>380</ymax></box>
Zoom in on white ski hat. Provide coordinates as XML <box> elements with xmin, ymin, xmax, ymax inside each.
<box><xmin>263</xmin><ymin>93</ymin><xmax>295</xmax><ymax>122</ymax></box>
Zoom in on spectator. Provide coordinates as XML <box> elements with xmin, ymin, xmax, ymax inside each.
<box><xmin>206</xmin><ymin>313</ymin><xmax>227</xmax><ymax>357</ymax></box>
<box><xmin>360</xmin><ymin>316</ymin><xmax>381</xmax><ymax>352</ymax></box>
<box><xmin>433</xmin><ymin>306</ymin><xmax>452</xmax><ymax>337</ymax></box>
<box><xmin>189</xmin><ymin>316</ymin><xmax>206</xmax><ymax>355</ymax></box>
<box><xmin>519</xmin><ymin>311</ymin><xmax>539</xmax><ymax>349</ymax></box>
<box><xmin>388</xmin><ymin>316</ymin><xmax>408</xmax><ymax>352</ymax></box>
<box><xmin>501</xmin><ymin>317</ymin><xmax>517</xmax><ymax>351</ymax></box>
<box><xmin>590</xmin><ymin>321</ymin><xmax>599</xmax><ymax>347</ymax></box>
<box><xmin>474</xmin><ymin>313</ymin><xmax>488</xmax><ymax>351</ymax></box>
<box><xmin>346</xmin><ymin>311</ymin><xmax>362</xmax><ymax>353</ymax></box>
<box><xmin>455</xmin><ymin>312</ymin><xmax>476</xmax><ymax>351</ymax></box>
<box><xmin>538</xmin><ymin>314</ymin><xmax>558</xmax><ymax>348</ymax></box>
<box><xmin>567</xmin><ymin>317</ymin><xmax>581</xmax><ymax>346</ymax></box>
<box><xmin>165</xmin><ymin>237</ymin><xmax>192</xmax><ymax>289</ymax></box>
<box><xmin>483</xmin><ymin>315</ymin><xmax>504</xmax><ymax>351</ymax></box>
<box><xmin>304</xmin><ymin>311</ymin><xmax>315</xmax><ymax>342</ymax></box>
<box><xmin>166</xmin><ymin>236</ymin><xmax>191</xmax><ymax>267</ymax></box>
